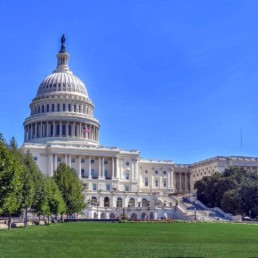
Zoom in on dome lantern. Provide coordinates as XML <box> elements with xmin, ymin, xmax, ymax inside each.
<box><xmin>55</xmin><ymin>34</ymin><xmax>70</xmax><ymax>73</ymax></box>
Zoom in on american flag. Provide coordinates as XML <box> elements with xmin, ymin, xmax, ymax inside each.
<box><xmin>82</xmin><ymin>126</ymin><xmax>90</xmax><ymax>133</ymax></box>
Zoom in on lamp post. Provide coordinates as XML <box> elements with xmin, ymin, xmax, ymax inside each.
<box><xmin>97</xmin><ymin>202</ymin><xmax>99</xmax><ymax>219</ymax></box>
<box><xmin>193</xmin><ymin>201</ymin><xmax>196</xmax><ymax>220</ymax></box>
<box><xmin>146</xmin><ymin>201</ymin><xmax>150</xmax><ymax>219</ymax></box>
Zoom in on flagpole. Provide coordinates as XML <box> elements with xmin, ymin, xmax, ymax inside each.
<box><xmin>241</xmin><ymin>128</ymin><xmax>242</xmax><ymax>156</ymax></box>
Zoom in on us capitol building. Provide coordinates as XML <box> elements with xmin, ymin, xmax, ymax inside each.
<box><xmin>21</xmin><ymin>36</ymin><xmax>258</xmax><ymax>220</ymax></box>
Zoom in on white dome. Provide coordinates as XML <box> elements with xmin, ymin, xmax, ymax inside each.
<box><xmin>23</xmin><ymin>35</ymin><xmax>100</xmax><ymax>147</ymax></box>
<box><xmin>36</xmin><ymin>71</ymin><xmax>88</xmax><ymax>98</ymax></box>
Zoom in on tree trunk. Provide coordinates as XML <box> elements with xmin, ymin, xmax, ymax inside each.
<box><xmin>47</xmin><ymin>215</ymin><xmax>50</xmax><ymax>225</ymax></box>
<box><xmin>61</xmin><ymin>214</ymin><xmax>63</xmax><ymax>223</ymax></box>
<box><xmin>38</xmin><ymin>215</ymin><xmax>40</xmax><ymax>225</ymax></box>
<box><xmin>8</xmin><ymin>214</ymin><xmax>11</xmax><ymax>230</ymax></box>
<box><xmin>25</xmin><ymin>208</ymin><xmax>28</xmax><ymax>228</ymax></box>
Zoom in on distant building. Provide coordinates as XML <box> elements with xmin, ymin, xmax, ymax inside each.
<box><xmin>21</xmin><ymin>37</ymin><xmax>258</xmax><ymax>219</ymax></box>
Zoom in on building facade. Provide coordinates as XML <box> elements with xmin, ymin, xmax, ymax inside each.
<box><xmin>21</xmin><ymin>37</ymin><xmax>258</xmax><ymax>219</ymax></box>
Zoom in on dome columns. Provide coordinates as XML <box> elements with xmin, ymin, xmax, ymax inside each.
<box><xmin>24</xmin><ymin>120</ymin><xmax>99</xmax><ymax>143</ymax></box>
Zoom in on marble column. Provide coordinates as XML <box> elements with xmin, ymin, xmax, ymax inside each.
<box><xmin>54</xmin><ymin>154</ymin><xmax>57</xmax><ymax>171</ymax></box>
<box><xmin>98</xmin><ymin>157</ymin><xmax>101</xmax><ymax>178</ymax></box>
<box><xmin>78</xmin><ymin>156</ymin><xmax>82</xmax><ymax>179</ymax></box>
<box><xmin>112</xmin><ymin>158</ymin><xmax>115</xmax><ymax>179</ymax></box>
<box><xmin>88</xmin><ymin>156</ymin><xmax>92</xmax><ymax>179</ymax></box>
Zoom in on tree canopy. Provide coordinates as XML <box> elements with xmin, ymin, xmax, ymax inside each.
<box><xmin>0</xmin><ymin>134</ymin><xmax>84</xmax><ymax>228</ymax></box>
<box><xmin>194</xmin><ymin>167</ymin><xmax>258</xmax><ymax>217</ymax></box>
<box><xmin>54</xmin><ymin>163</ymin><xmax>85</xmax><ymax>217</ymax></box>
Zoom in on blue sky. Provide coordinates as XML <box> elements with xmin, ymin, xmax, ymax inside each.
<box><xmin>1</xmin><ymin>0</ymin><xmax>258</xmax><ymax>163</ymax></box>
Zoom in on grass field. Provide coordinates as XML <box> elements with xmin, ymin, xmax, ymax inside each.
<box><xmin>0</xmin><ymin>222</ymin><xmax>258</xmax><ymax>258</ymax></box>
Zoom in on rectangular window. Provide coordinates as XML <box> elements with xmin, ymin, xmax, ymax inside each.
<box><xmin>163</xmin><ymin>171</ymin><xmax>167</xmax><ymax>175</ymax></box>
<box><xmin>163</xmin><ymin>180</ymin><xmax>167</xmax><ymax>187</ymax></box>
<box><xmin>74</xmin><ymin>105</ymin><xmax>76</xmax><ymax>112</ymax></box>
<box><xmin>62</xmin><ymin>124</ymin><xmax>66</xmax><ymax>136</ymax></box>
<box><xmin>63</xmin><ymin>104</ymin><xmax>66</xmax><ymax>111</ymax></box>
<box><xmin>56</xmin><ymin>125</ymin><xmax>60</xmax><ymax>136</ymax></box>
<box><xmin>155</xmin><ymin>170</ymin><xmax>159</xmax><ymax>174</ymax></box>
<box><xmin>91</xmin><ymin>169</ymin><xmax>95</xmax><ymax>177</ymax></box>
<box><xmin>81</xmin><ymin>159</ymin><xmax>85</xmax><ymax>163</ymax></box>
<box><xmin>125</xmin><ymin>161</ymin><xmax>129</xmax><ymax>166</ymax></box>
<box><xmin>57</xmin><ymin>158</ymin><xmax>61</xmax><ymax>162</ymax></box>
<box><xmin>104</xmin><ymin>170</ymin><xmax>108</xmax><ymax>178</ymax></box>
<box><xmin>41</xmin><ymin>105</ymin><xmax>44</xmax><ymax>113</ymax></box>
<box><xmin>125</xmin><ymin>172</ymin><xmax>129</xmax><ymax>180</ymax></box>
<box><xmin>106</xmin><ymin>184</ymin><xmax>110</xmax><ymax>191</ymax></box>
<box><xmin>50</xmin><ymin>125</ymin><xmax>53</xmax><ymax>136</ymax></box>
<box><xmin>71</xmin><ymin>159</ymin><xmax>75</xmax><ymax>163</ymax></box>
<box><xmin>57</xmin><ymin>104</ymin><xmax>60</xmax><ymax>111</ymax></box>
<box><xmin>155</xmin><ymin>180</ymin><xmax>159</xmax><ymax>187</ymax></box>
<box><xmin>81</xmin><ymin>169</ymin><xmax>85</xmax><ymax>178</ymax></box>
<box><xmin>125</xmin><ymin>185</ymin><xmax>129</xmax><ymax>192</ymax></box>
<box><xmin>47</xmin><ymin>104</ymin><xmax>49</xmax><ymax>112</ymax></box>
<box><xmin>93</xmin><ymin>183</ymin><xmax>96</xmax><ymax>191</ymax></box>
<box><xmin>52</xmin><ymin>104</ymin><xmax>55</xmax><ymax>112</ymax></box>
<box><xmin>68</xmin><ymin>125</ymin><xmax>72</xmax><ymax>136</ymax></box>
<box><xmin>91</xmin><ymin>159</ymin><xmax>94</xmax><ymax>164</ymax></box>
<box><xmin>68</xmin><ymin>104</ymin><xmax>71</xmax><ymax>111</ymax></box>
<box><xmin>104</xmin><ymin>160</ymin><xmax>108</xmax><ymax>165</ymax></box>
<box><xmin>33</xmin><ymin>157</ymin><xmax>37</xmax><ymax>161</ymax></box>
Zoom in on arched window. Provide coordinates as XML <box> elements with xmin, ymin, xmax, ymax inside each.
<box><xmin>142</xmin><ymin>198</ymin><xmax>148</xmax><ymax>207</ymax></box>
<box><xmin>128</xmin><ymin>197</ymin><xmax>135</xmax><ymax>207</ymax></box>
<box><xmin>91</xmin><ymin>196</ymin><xmax>97</xmax><ymax>206</ymax></box>
<box><xmin>104</xmin><ymin>197</ymin><xmax>110</xmax><ymax>207</ymax></box>
<box><xmin>117</xmin><ymin>197</ymin><xmax>123</xmax><ymax>208</ymax></box>
<box><xmin>145</xmin><ymin>177</ymin><xmax>148</xmax><ymax>187</ymax></box>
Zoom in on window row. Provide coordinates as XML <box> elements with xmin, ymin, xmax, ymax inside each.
<box><xmin>81</xmin><ymin>169</ymin><xmax>111</xmax><ymax>179</ymax></box>
<box><xmin>145</xmin><ymin>170</ymin><xmax>167</xmax><ymax>175</ymax></box>
<box><xmin>31</xmin><ymin>102</ymin><xmax>93</xmax><ymax>116</ymax></box>
<box><xmin>90</xmin><ymin>197</ymin><xmax>150</xmax><ymax>208</ymax></box>
<box><xmin>144</xmin><ymin>177</ymin><xmax>167</xmax><ymax>188</ymax></box>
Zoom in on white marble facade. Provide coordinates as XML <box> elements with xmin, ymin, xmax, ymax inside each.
<box><xmin>21</xmin><ymin>37</ymin><xmax>258</xmax><ymax>219</ymax></box>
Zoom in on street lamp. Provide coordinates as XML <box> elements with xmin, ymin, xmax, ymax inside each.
<box><xmin>146</xmin><ymin>201</ymin><xmax>151</xmax><ymax>219</ymax></box>
<box><xmin>97</xmin><ymin>202</ymin><xmax>99</xmax><ymax>219</ymax></box>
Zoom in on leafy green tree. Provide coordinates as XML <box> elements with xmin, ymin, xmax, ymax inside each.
<box><xmin>21</xmin><ymin>152</ymin><xmax>40</xmax><ymax>227</ymax></box>
<box><xmin>54</xmin><ymin>163</ymin><xmax>85</xmax><ymax>219</ymax></box>
<box><xmin>195</xmin><ymin>167</ymin><xmax>258</xmax><ymax>215</ymax></box>
<box><xmin>221</xmin><ymin>189</ymin><xmax>241</xmax><ymax>213</ymax></box>
<box><xmin>45</xmin><ymin>177</ymin><xmax>66</xmax><ymax>223</ymax></box>
<box><xmin>0</xmin><ymin>141</ymin><xmax>23</xmax><ymax>230</ymax></box>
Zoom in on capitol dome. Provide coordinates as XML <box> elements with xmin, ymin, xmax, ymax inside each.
<box><xmin>36</xmin><ymin>72</ymin><xmax>88</xmax><ymax>98</ymax></box>
<box><xmin>23</xmin><ymin>35</ymin><xmax>100</xmax><ymax>146</ymax></box>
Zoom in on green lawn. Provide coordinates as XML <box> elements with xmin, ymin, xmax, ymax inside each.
<box><xmin>0</xmin><ymin>222</ymin><xmax>258</xmax><ymax>258</ymax></box>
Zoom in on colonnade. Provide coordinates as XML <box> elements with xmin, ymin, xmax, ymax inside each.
<box><xmin>175</xmin><ymin>172</ymin><xmax>191</xmax><ymax>192</ymax></box>
<box><xmin>24</xmin><ymin>121</ymin><xmax>98</xmax><ymax>142</ymax></box>
<box><xmin>49</xmin><ymin>154</ymin><xmax>120</xmax><ymax>179</ymax></box>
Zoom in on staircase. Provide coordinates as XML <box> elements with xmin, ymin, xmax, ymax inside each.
<box><xmin>158</xmin><ymin>195</ymin><xmax>232</xmax><ymax>221</ymax></box>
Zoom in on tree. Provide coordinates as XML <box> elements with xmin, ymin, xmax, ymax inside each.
<box><xmin>45</xmin><ymin>177</ymin><xmax>66</xmax><ymax>223</ymax></box>
<box><xmin>194</xmin><ymin>167</ymin><xmax>258</xmax><ymax>215</ymax></box>
<box><xmin>20</xmin><ymin>152</ymin><xmax>39</xmax><ymax>227</ymax></box>
<box><xmin>0</xmin><ymin>141</ymin><xmax>23</xmax><ymax>229</ymax></box>
<box><xmin>54</xmin><ymin>163</ymin><xmax>85</xmax><ymax>219</ymax></box>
